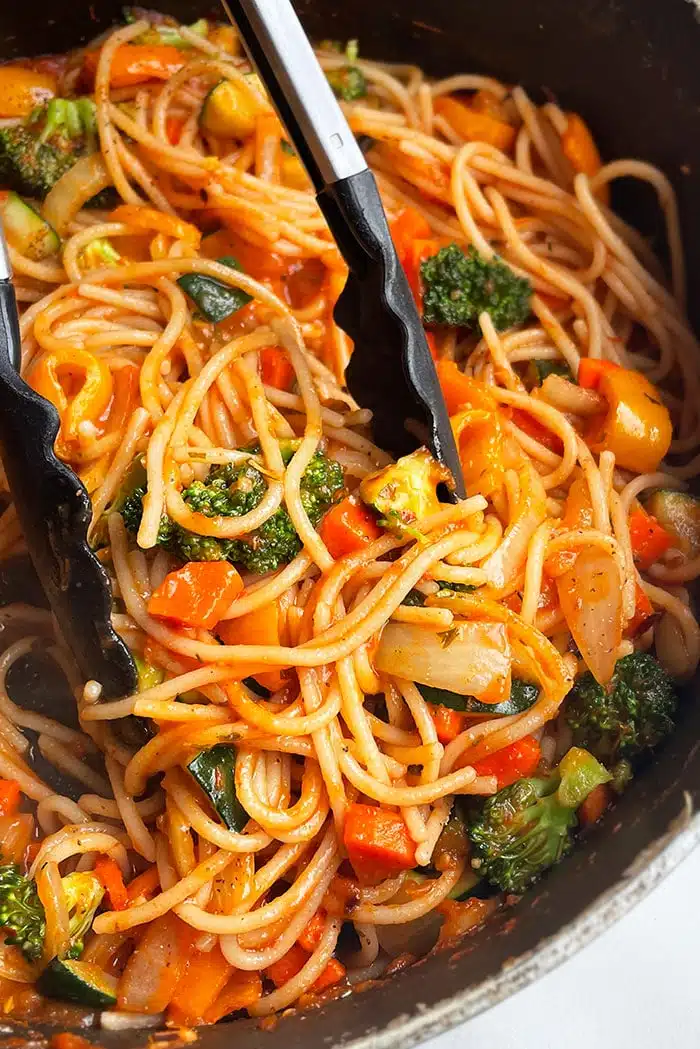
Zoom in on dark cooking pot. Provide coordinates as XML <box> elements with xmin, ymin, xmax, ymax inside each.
<box><xmin>2</xmin><ymin>0</ymin><xmax>700</xmax><ymax>1045</ymax></box>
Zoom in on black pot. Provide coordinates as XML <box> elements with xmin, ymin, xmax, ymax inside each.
<box><xmin>2</xmin><ymin>1</ymin><xmax>700</xmax><ymax>1046</ymax></box>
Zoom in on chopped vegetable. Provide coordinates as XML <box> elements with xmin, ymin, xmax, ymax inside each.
<box><xmin>93</xmin><ymin>856</ymin><xmax>128</xmax><ymax>912</ymax></box>
<box><xmin>434</xmin><ymin>95</ymin><xmax>515</xmax><ymax>152</ymax></box>
<box><xmin>37</xmin><ymin>958</ymin><xmax>118</xmax><ymax>1007</ymax></box>
<box><xmin>429</xmin><ymin>704</ymin><xmax>466</xmax><ymax>743</ymax></box>
<box><xmin>319</xmin><ymin>496</ymin><xmax>383</xmax><ymax>558</ymax></box>
<box><xmin>168</xmin><ymin>943</ymin><xmax>233</xmax><ymax>1027</ymax></box>
<box><xmin>359</xmin><ymin>447</ymin><xmax>453</xmax><ymax>532</ymax></box>
<box><xmin>83</xmin><ymin>44</ymin><xmax>186</xmax><ymax>88</ymax></box>
<box><xmin>259</xmin><ymin>345</ymin><xmax>295</xmax><ymax>390</ymax></box>
<box><xmin>28</xmin><ymin>346</ymin><xmax>113</xmax><ymax>458</ymax></box>
<box><xmin>376</xmin><ymin>620</ymin><xmax>511</xmax><ymax>704</ymax></box>
<box><xmin>525</xmin><ymin>358</ymin><xmax>573</xmax><ymax>387</ymax></box>
<box><xmin>147</xmin><ymin>561</ymin><xmax>244</xmax><ymax>629</ymax></box>
<box><xmin>326</xmin><ymin>40</ymin><xmax>367</xmax><ymax>101</ymax></box>
<box><xmin>420</xmin><ymin>243</ymin><xmax>532</xmax><ymax>331</ymax></box>
<box><xmin>62</xmin><ymin>872</ymin><xmax>105</xmax><ymax>956</ymax></box>
<box><xmin>471</xmin><ymin>735</ymin><xmax>542</xmax><ymax>789</ymax></box>
<box><xmin>417</xmin><ymin>677</ymin><xmax>539</xmax><ymax>717</ymax></box>
<box><xmin>0</xmin><ymin>191</ymin><xmax>60</xmax><ymax>260</ymax></box>
<box><xmin>626</xmin><ymin>581</ymin><xmax>655</xmax><ymax>638</ymax></box>
<box><xmin>562</xmin><ymin>112</ymin><xmax>605</xmax><ymax>183</ymax></box>
<box><xmin>109</xmin><ymin>203</ymin><xmax>200</xmax><ymax>245</ymax></box>
<box><xmin>187</xmin><ymin>744</ymin><xmax>249</xmax><ymax>832</ymax></box>
<box><xmin>133</xmin><ymin>654</ymin><xmax>164</xmax><ymax>692</ymax></box>
<box><xmin>116</xmin><ymin>911</ymin><xmax>186</xmax><ymax>1013</ymax></box>
<box><xmin>390</xmin><ymin>206</ymin><xmax>432</xmax><ymax>266</ymax></box>
<box><xmin>200</xmin><ymin>78</ymin><xmax>264</xmax><ymax>139</ymax></box>
<box><xmin>577</xmin><ymin>782</ymin><xmax>612</xmax><ymax>827</ymax></box>
<box><xmin>0</xmin><ymin>864</ymin><xmax>45</xmax><ymax>961</ymax></box>
<box><xmin>557</xmin><ymin>546</ymin><xmax>623</xmax><ymax>686</ymax></box>
<box><xmin>297</xmin><ymin>910</ymin><xmax>326</xmax><ymax>952</ymax></box>
<box><xmin>0</xmin><ymin>779</ymin><xmax>21</xmax><ymax>818</ymax></box>
<box><xmin>468</xmin><ymin>746</ymin><xmax>611</xmax><ymax>894</ymax></box>
<box><xmin>0</xmin><ymin>65</ymin><xmax>56</xmax><ymax>118</ymax></box>
<box><xmin>217</xmin><ymin>602</ymin><xmax>286</xmax><ymax>693</ymax></box>
<box><xmin>565</xmin><ymin>651</ymin><xmax>676</xmax><ymax>763</ymax></box>
<box><xmin>628</xmin><ymin>506</ymin><xmax>672</xmax><ymax>570</ymax></box>
<box><xmin>343</xmin><ymin>803</ymin><xmax>416</xmax><ymax>883</ymax></box>
<box><xmin>645</xmin><ymin>490</ymin><xmax>700</xmax><ymax>559</ymax></box>
<box><xmin>133</xmin><ymin>16</ymin><xmax>209</xmax><ymax>49</ymax></box>
<box><xmin>203</xmin><ymin>969</ymin><xmax>262</xmax><ymax>1023</ymax></box>
<box><xmin>177</xmin><ymin>256</ymin><xmax>252</xmax><ymax>323</ymax></box>
<box><xmin>79</xmin><ymin>236</ymin><xmax>121</xmax><ymax>270</ymax></box>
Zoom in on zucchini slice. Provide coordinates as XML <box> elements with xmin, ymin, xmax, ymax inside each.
<box><xmin>0</xmin><ymin>190</ymin><xmax>60</xmax><ymax>261</ymax></box>
<box><xmin>645</xmin><ymin>489</ymin><xmax>700</xmax><ymax>559</ymax></box>
<box><xmin>188</xmin><ymin>743</ymin><xmax>249</xmax><ymax>831</ymax></box>
<box><xmin>526</xmin><ymin>358</ymin><xmax>573</xmax><ymax>387</ymax></box>
<box><xmin>416</xmin><ymin>677</ymin><xmax>539</xmax><ymax>717</ymax></box>
<box><xmin>177</xmin><ymin>256</ymin><xmax>252</xmax><ymax>323</ymax></box>
<box><xmin>37</xmin><ymin>958</ymin><xmax>118</xmax><ymax>1007</ymax></box>
<box><xmin>200</xmin><ymin>78</ymin><xmax>261</xmax><ymax>138</ymax></box>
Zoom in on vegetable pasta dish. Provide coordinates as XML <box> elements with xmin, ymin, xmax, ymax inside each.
<box><xmin>0</xmin><ymin>7</ymin><xmax>697</xmax><ymax>1030</ymax></box>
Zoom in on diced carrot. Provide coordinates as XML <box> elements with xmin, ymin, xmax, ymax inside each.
<box><xmin>472</xmin><ymin>735</ymin><xmax>542</xmax><ymax>789</ymax></box>
<box><xmin>165</xmin><ymin>116</ymin><xmax>186</xmax><ymax>145</ymax></box>
<box><xmin>83</xmin><ymin>44</ymin><xmax>186</xmax><ymax>88</ymax></box>
<box><xmin>311</xmin><ymin>957</ymin><xmax>346</xmax><ymax>994</ymax></box>
<box><xmin>203</xmin><ymin>969</ymin><xmax>262</xmax><ymax>1023</ymax></box>
<box><xmin>343</xmin><ymin>803</ymin><xmax>416</xmax><ymax>884</ymax></box>
<box><xmin>436</xmin><ymin>359</ymin><xmax>479</xmax><ymax>415</ymax></box>
<box><xmin>576</xmin><ymin>357</ymin><xmax>620</xmax><ymax>390</ymax></box>
<box><xmin>0</xmin><ymin>779</ymin><xmax>21</xmax><ymax>818</ymax></box>
<box><xmin>429</xmin><ymin>704</ymin><xmax>467</xmax><ymax>744</ymax></box>
<box><xmin>626</xmin><ymin>581</ymin><xmax>655</xmax><ymax>638</ymax></box>
<box><xmin>319</xmin><ymin>497</ymin><xmax>383</xmax><ymax>559</ymax></box>
<box><xmin>434</xmin><ymin>96</ymin><xmax>515</xmax><ymax>152</ymax></box>
<box><xmin>148</xmin><ymin>561</ymin><xmax>244</xmax><ymax>629</ymax></box>
<box><xmin>266</xmin><ymin>943</ymin><xmax>308</xmax><ymax>988</ymax></box>
<box><xmin>390</xmin><ymin>207</ymin><xmax>432</xmax><ymax>264</ymax></box>
<box><xmin>94</xmin><ymin>855</ymin><xmax>128</xmax><ymax>911</ymax></box>
<box><xmin>168</xmin><ymin>943</ymin><xmax>234</xmax><ymax>1027</ymax></box>
<box><xmin>511</xmin><ymin>408</ymin><xmax>563</xmax><ymax>454</ymax></box>
<box><xmin>109</xmin><ymin>204</ymin><xmax>201</xmax><ymax>247</ymax></box>
<box><xmin>628</xmin><ymin>506</ymin><xmax>672</xmax><ymax>570</ymax></box>
<box><xmin>51</xmin><ymin>1035</ymin><xmax>93</xmax><ymax>1049</ymax></box>
<box><xmin>578</xmin><ymin>782</ymin><xmax>612</xmax><ymax>827</ymax></box>
<box><xmin>126</xmin><ymin>865</ymin><xmax>161</xmax><ymax>902</ymax></box>
<box><xmin>562</xmin><ymin>112</ymin><xmax>609</xmax><ymax>203</ymax></box>
<box><xmin>259</xmin><ymin>345</ymin><xmax>295</xmax><ymax>391</ymax></box>
<box><xmin>217</xmin><ymin>602</ymin><xmax>286</xmax><ymax>693</ymax></box>
<box><xmin>297</xmin><ymin>910</ymin><xmax>326</xmax><ymax>952</ymax></box>
<box><xmin>401</xmin><ymin>238</ymin><xmax>440</xmax><ymax>307</ymax></box>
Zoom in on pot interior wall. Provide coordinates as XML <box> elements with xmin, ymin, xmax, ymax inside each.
<box><xmin>1</xmin><ymin>1</ymin><xmax>700</xmax><ymax>1046</ymax></box>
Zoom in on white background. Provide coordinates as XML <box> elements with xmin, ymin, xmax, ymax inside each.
<box><xmin>425</xmin><ymin>842</ymin><xmax>700</xmax><ymax>1048</ymax></box>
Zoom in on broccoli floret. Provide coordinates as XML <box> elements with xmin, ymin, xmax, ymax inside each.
<box><xmin>420</xmin><ymin>243</ymin><xmax>532</xmax><ymax>331</ymax></box>
<box><xmin>359</xmin><ymin>447</ymin><xmax>453</xmax><ymax>533</ymax></box>
<box><xmin>0</xmin><ymin>864</ymin><xmax>45</xmax><ymax>962</ymax></box>
<box><xmin>326</xmin><ymin>40</ymin><xmax>367</xmax><ymax>101</ymax></box>
<box><xmin>565</xmin><ymin>652</ymin><xmax>676</xmax><ymax>763</ymax></box>
<box><xmin>0</xmin><ymin>98</ymin><xmax>99</xmax><ymax>200</ymax></box>
<box><xmin>122</xmin><ymin>447</ymin><xmax>344</xmax><ymax>574</ymax></box>
<box><xmin>468</xmin><ymin>746</ymin><xmax>610</xmax><ymax>895</ymax></box>
<box><xmin>62</xmin><ymin>872</ymin><xmax>104</xmax><ymax>958</ymax></box>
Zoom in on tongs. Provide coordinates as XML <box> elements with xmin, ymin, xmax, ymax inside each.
<box><xmin>0</xmin><ymin>232</ymin><xmax>137</xmax><ymax>697</ymax></box>
<box><xmin>221</xmin><ymin>0</ymin><xmax>465</xmax><ymax>493</ymax></box>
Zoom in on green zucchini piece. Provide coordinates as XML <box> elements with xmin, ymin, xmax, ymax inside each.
<box><xmin>37</xmin><ymin>958</ymin><xmax>118</xmax><ymax>1007</ymax></box>
<box><xmin>188</xmin><ymin>744</ymin><xmax>248</xmax><ymax>831</ymax></box>
<box><xmin>243</xmin><ymin>676</ymin><xmax>272</xmax><ymax>699</ymax></box>
<box><xmin>134</xmin><ymin>654</ymin><xmax>164</xmax><ymax>692</ymax></box>
<box><xmin>645</xmin><ymin>489</ymin><xmax>700</xmax><ymax>558</ymax></box>
<box><xmin>0</xmin><ymin>191</ymin><xmax>60</xmax><ymax>261</ymax></box>
<box><xmin>526</xmin><ymin>358</ymin><xmax>573</xmax><ymax>387</ymax></box>
<box><xmin>416</xmin><ymin>677</ymin><xmax>539</xmax><ymax>717</ymax></box>
<box><xmin>177</xmin><ymin>256</ymin><xmax>252</xmax><ymax>323</ymax></box>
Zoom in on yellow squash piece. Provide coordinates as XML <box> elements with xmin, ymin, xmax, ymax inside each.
<box><xmin>587</xmin><ymin>366</ymin><xmax>672</xmax><ymax>473</ymax></box>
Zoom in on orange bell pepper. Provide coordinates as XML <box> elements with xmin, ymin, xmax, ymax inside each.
<box><xmin>83</xmin><ymin>44</ymin><xmax>186</xmax><ymax>88</ymax></box>
<box><xmin>343</xmin><ymin>803</ymin><xmax>416</xmax><ymax>884</ymax></box>
<box><xmin>390</xmin><ymin>207</ymin><xmax>432</xmax><ymax>264</ymax></box>
<box><xmin>94</xmin><ymin>855</ymin><xmax>128</xmax><ymax>911</ymax></box>
<box><xmin>259</xmin><ymin>345</ymin><xmax>295</xmax><ymax>390</ymax></box>
<box><xmin>577</xmin><ymin>357</ymin><xmax>619</xmax><ymax>390</ymax></box>
<box><xmin>126</xmin><ymin>865</ymin><xmax>161</xmax><ymax>902</ymax></box>
<box><xmin>168</xmin><ymin>943</ymin><xmax>234</xmax><ymax>1027</ymax></box>
<box><xmin>148</xmin><ymin>561</ymin><xmax>244</xmax><ymax>629</ymax></box>
<box><xmin>625</xmin><ymin>581</ymin><xmax>655</xmax><ymax>638</ymax></box>
<box><xmin>318</xmin><ymin>497</ymin><xmax>383</xmax><ymax>559</ymax></box>
<box><xmin>266</xmin><ymin>944</ymin><xmax>346</xmax><ymax>994</ymax></box>
<box><xmin>511</xmin><ymin>408</ymin><xmax>564</xmax><ymax>454</ymax></box>
<box><xmin>436</xmin><ymin>360</ymin><xmax>481</xmax><ymax>415</ymax></box>
<box><xmin>165</xmin><ymin>115</ymin><xmax>186</xmax><ymax>145</ymax></box>
<box><xmin>471</xmin><ymin>735</ymin><xmax>542</xmax><ymax>789</ymax></box>
<box><xmin>110</xmin><ymin>204</ymin><xmax>201</xmax><ymax>247</ymax></box>
<box><xmin>29</xmin><ymin>347</ymin><xmax>114</xmax><ymax>459</ymax></box>
<box><xmin>203</xmin><ymin>969</ymin><xmax>262</xmax><ymax>1023</ymax></box>
<box><xmin>0</xmin><ymin>65</ymin><xmax>55</xmax><ymax>118</ymax></box>
<box><xmin>429</xmin><ymin>704</ymin><xmax>467</xmax><ymax>744</ymax></box>
<box><xmin>561</xmin><ymin>112</ymin><xmax>609</xmax><ymax>205</ymax></box>
<box><xmin>444</xmin><ymin>371</ymin><xmax>507</xmax><ymax>499</ymax></box>
<box><xmin>434</xmin><ymin>95</ymin><xmax>515</xmax><ymax>152</ymax></box>
<box><xmin>0</xmin><ymin>778</ymin><xmax>21</xmax><ymax>817</ymax></box>
<box><xmin>401</xmin><ymin>238</ymin><xmax>440</xmax><ymax>307</ymax></box>
<box><xmin>628</xmin><ymin>506</ymin><xmax>672</xmax><ymax>570</ymax></box>
<box><xmin>584</xmin><ymin>362</ymin><xmax>672</xmax><ymax>473</ymax></box>
<box><xmin>217</xmin><ymin>601</ymin><xmax>286</xmax><ymax>693</ymax></box>
<box><xmin>297</xmin><ymin>910</ymin><xmax>327</xmax><ymax>952</ymax></box>
<box><xmin>104</xmin><ymin>362</ymin><xmax>139</xmax><ymax>434</ymax></box>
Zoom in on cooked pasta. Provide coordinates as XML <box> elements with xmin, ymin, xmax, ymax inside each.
<box><xmin>0</xmin><ymin>9</ymin><xmax>698</xmax><ymax>1029</ymax></box>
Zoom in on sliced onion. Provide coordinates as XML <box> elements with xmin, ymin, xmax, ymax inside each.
<box><xmin>375</xmin><ymin>620</ymin><xmax>511</xmax><ymax>701</ymax></box>
<box><xmin>116</xmin><ymin>912</ymin><xmax>184</xmax><ymax>1013</ymax></box>
<box><xmin>101</xmin><ymin>1011</ymin><xmax>165</xmax><ymax>1030</ymax></box>
<box><xmin>43</xmin><ymin>152</ymin><xmax>112</xmax><ymax>235</ymax></box>
<box><xmin>557</xmin><ymin>546</ymin><xmax>622</xmax><ymax>685</ymax></box>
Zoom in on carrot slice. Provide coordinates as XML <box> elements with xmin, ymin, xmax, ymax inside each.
<box><xmin>168</xmin><ymin>944</ymin><xmax>234</xmax><ymax>1027</ymax></box>
<box><xmin>434</xmin><ymin>96</ymin><xmax>515</xmax><ymax>152</ymax></box>
<box><xmin>429</xmin><ymin>705</ymin><xmax>467</xmax><ymax>744</ymax></box>
<box><xmin>343</xmin><ymin>803</ymin><xmax>416</xmax><ymax>884</ymax></box>
<box><xmin>0</xmin><ymin>779</ymin><xmax>21</xmax><ymax>818</ymax></box>
<box><xmin>319</xmin><ymin>497</ymin><xmax>382</xmax><ymax>559</ymax></box>
<box><xmin>628</xmin><ymin>506</ymin><xmax>672</xmax><ymax>570</ymax></box>
<box><xmin>109</xmin><ymin>204</ymin><xmax>201</xmax><ymax>246</ymax></box>
<box><xmin>94</xmin><ymin>855</ymin><xmax>128</xmax><ymax>911</ymax></box>
<box><xmin>259</xmin><ymin>345</ymin><xmax>295</xmax><ymax>390</ymax></box>
<box><xmin>83</xmin><ymin>44</ymin><xmax>185</xmax><ymax>88</ymax></box>
<box><xmin>471</xmin><ymin>735</ymin><xmax>542</xmax><ymax>789</ymax></box>
<box><xmin>148</xmin><ymin>561</ymin><xmax>244</xmax><ymax>629</ymax></box>
<box><xmin>217</xmin><ymin>601</ymin><xmax>286</xmax><ymax>693</ymax></box>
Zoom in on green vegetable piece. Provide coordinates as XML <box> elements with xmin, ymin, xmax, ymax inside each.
<box><xmin>401</xmin><ymin>589</ymin><xmax>426</xmax><ymax>607</ymax></box>
<box><xmin>565</xmin><ymin>651</ymin><xmax>676</xmax><ymax>763</ymax></box>
<box><xmin>0</xmin><ymin>98</ymin><xmax>99</xmax><ymax>199</ymax></box>
<box><xmin>188</xmin><ymin>744</ymin><xmax>249</xmax><ymax>831</ymax></box>
<box><xmin>134</xmin><ymin>654</ymin><xmax>165</xmax><ymax>692</ymax></box>
<box><xmin>81</xmin><ymin>236</ymin><xmax>121</xmax><ymax>269</ymax></box>
<box><xmin>416</xmin><ymin>677</ymin><xmax>539</xmax><ymax>717</ymax></box>
<box><xmin>62</xmin><ymin>872</ymin><xmax>104</xmax><ymax>958</ymax></box>
<box><xmin>0</xmin><ymin>191</ymin><xmax>60</xmax><ymax>261</ymax></box>
<box><xmin>420</xmin><ymin>243</ymin><xmax>532</xmax><ymax>331</ymax></box>
<box><xmin>177</xmin><ymin>256</ymin><xmax>252</xmax><ymax>323</ymax></box>
<box><xmin>645</xmin><ymin>489</ymin><xmax>700</xmax><ymax>559</ymax></box>
<box><xmin>468</xmin><ymin>746</ymin><xmax>610</xmax><ymax>894</ymax></box>
<box><xmin>326</xmin><ymin>39</ymin><xmax>367</xmax><ymax>101</ymax></box>
<box><xmin>37</xmin><ymin>957</ymin><xmax>118</xmax><ymax>1007</ymax></box>
<box><xmin>0</xmin><ymin>864</ymin><xmax>45</xmax><ymax>962</ymax></box>
<box><xmin>526</xmin><ymin>358</ymin><xmax>573</xmax><ymax>387</ymax></box>
<box><xmin>243</xmin><ymin>676</ymin><xmax>272</xmax><ymax>699</ymax></box>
